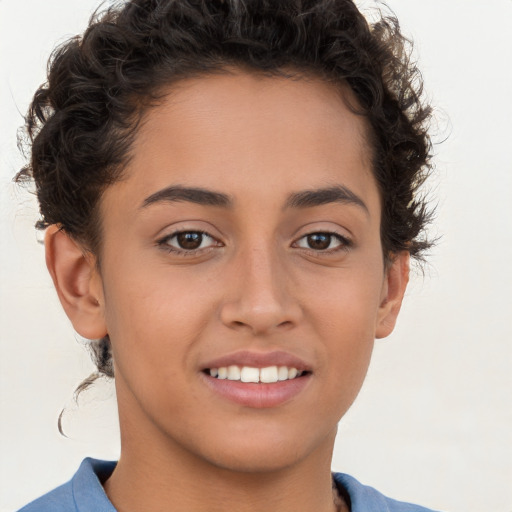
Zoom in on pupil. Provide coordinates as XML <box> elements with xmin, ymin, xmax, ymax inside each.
<box><xmin>307</xmin><ymin>233</ymin><xmax>331</xmax><ymax>250</ymax></box>
<box><xmin>177</xmin><ymin>232</ymin><xmax>202</xmax><ymax>249</ymax></box>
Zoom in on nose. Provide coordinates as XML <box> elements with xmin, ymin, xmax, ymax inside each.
<box><xmin>219</xmin><ymin>246</ymin><xmax>302</xmax><ymax>335</ymax></box>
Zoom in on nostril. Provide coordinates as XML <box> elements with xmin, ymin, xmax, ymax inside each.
<box><xmin>219</xmin><ymin>295</ymin><xmax>302</xmax><ymax>335</ymax></box>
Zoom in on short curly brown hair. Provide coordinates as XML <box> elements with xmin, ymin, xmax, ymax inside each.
<box><xmin>17</xmin><ymin>0</ymin><xmax>435</xmax><ymax>386</ymax></box>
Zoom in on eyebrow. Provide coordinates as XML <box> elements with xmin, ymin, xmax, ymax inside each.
<box><xmin>141</xmin><ymin>185</ymin><xmax>232</xmax><ymax>209</ymax></box>
<box><xmin>285</xmin><ymin>185</ymin><xmax>368</xmax><ymax>213</ymax></box>
<box><xmin>141</xmin><ymin>184</ymin><xmax>367</xmax><ymax>213</ymax></box>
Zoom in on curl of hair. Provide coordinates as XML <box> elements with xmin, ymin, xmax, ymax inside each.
<box><xmin>17</xmin><ymin>0</ymin><xmax>435</xmax><ymax>393</ymax></box>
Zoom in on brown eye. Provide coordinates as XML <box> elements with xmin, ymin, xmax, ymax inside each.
<box><xmin>295</xmin><ymin>232</ymin><xmax>349</xmax><ymax>252</ymax></box>
<box><xmin>306</xmin><ymin>233</ymin><xmax>332</xmax><ymax>250</ymax></box>
<box><xmin>162</xmin><ymin>231</ymin><xmax>218</xmax><ymax>252</ymax></box>
<box><xmin>176</xmin><ymin>232</ymin><xmax>204</xmax><ymax>250</ymax></box>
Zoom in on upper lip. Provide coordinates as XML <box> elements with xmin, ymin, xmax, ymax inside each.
<box><xmin>201</xmin><ymin>350</ymin><xmax>312</xmax><ymax>372</ymax></box>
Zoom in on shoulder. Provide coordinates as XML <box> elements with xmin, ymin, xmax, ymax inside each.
<box><xmin>333</xmin><ymin>472</ymin><xmax>444</xmax><ymax>512</ymax></box>
<box><xmin>17</xmin><ymin>481</ymin><xmax>74</xmax><ymax>512</ymax></box>
<box><xmin>17</xmin><ymin>458</ymin><xmax>117</xmax><ymax>512</ymax></box>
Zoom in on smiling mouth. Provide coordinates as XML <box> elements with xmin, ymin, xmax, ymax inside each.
<box><xmin>204</xmin><ymin>365</ymin><xmax>309</xmax><ymax>383</ymax></box>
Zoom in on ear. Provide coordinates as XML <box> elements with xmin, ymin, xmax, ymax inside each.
<box><xmin>45</xmin><ymin>225</ymin><xmax>108</xmax><ymax>340</ymax></box>
<box><xmin>375</xmin><ymin>251</ymin><xmax>410</xmax><ymax>339</ymax></box>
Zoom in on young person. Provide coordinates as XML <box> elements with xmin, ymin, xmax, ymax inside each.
<box><xmin>16</xmin><ymin>0</ymin><xmax>439</xmax><ymax>510</ymax></box>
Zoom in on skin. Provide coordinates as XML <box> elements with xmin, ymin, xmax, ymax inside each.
<box><xmin>45</xmin><ymin>71</ymin><xmax>409</xmax><ymax>512</ymax></box>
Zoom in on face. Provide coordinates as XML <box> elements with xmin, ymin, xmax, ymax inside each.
<box><xmin>74</xmin><ymin>72</ymin><xmax>407</xmax><ymax>473</ymax></box>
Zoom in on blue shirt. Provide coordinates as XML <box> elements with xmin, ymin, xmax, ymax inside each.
<box><xmin>18</xmin><ymin>458</ymin><xmax>442</xmax><ymax>512</ymax></box>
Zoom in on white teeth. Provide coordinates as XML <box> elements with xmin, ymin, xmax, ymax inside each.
<box><xmin>208</xmin><ymin>365</ymin><xmax>303</xmax><ymax>383</ymax></box>
<box><xmin>227</xmin><ymin>365</ymin><xmax>241</xmax><ymax>380</ymax></box>
<box><xmin>241</xmin><ymin>366</ymin><xmax>260</xmax><ymax>383</ymax></box>
<box><xmin>278</xmin><ymin>366</ymin><xmax>289</xmax><ymax>381</ymax></box>
<box><xmin>260</xmin><ymin>366</ymin><xmax>279</xmax><ymax>383</ymax></box>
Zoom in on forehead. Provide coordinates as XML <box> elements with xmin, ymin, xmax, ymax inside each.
<box><xmin>139</xmin><ymin>71</ymin><xmax>370</xmax><ymax>155</ymax></box>
<box><xmin>102</xmin><ymin>71</ymin><xmax>377</xmax><ymax>217</ymax></box>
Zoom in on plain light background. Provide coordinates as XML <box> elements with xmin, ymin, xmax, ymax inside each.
<box><xmin>1</xmin><ymin>1</ymin><xmax>511</xmax><ymax>511</ymax></box>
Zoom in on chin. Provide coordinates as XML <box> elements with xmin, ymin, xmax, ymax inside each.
<box><xmin>188</xmin><ymin>422</ymin><xmax>335</xmax><ymax>475</ymax></box>
<box><xmin>204</xmin><ymin>443</ymin><xmax>305</xmax><ymax>474</ymax></box>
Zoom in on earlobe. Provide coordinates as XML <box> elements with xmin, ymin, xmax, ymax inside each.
<box><xmin>45</xmin><ymin>225</ymin><xmax>107</xmax><ymax>340</ymax></box>
<box><xmin>375</xmin><ymin>251</ymin><xmax>410</xmax><ymax>339</ymax></box>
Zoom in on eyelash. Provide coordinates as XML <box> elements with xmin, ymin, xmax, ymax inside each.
<box><xmin>157</xmin><ymin>230</ymin><xmax>352</xmax><ymax>256</ymax></box>
<box><xmin>292</xmin><ymin>231</ymin><xmax>353</xmax><ymax>254</ymax></box>
<box><xmin>157</xmin><ymin>230</ymin><xmax>221</xmax><ymax>256</ymax></box>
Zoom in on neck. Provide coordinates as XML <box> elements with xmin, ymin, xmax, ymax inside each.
<box><xmin>104</xmin><ymin>412</ymin><xmax>345</xmax><ymax>512</ymax></box>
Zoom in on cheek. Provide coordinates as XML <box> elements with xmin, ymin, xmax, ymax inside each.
<box><xmin>303</xmin><ymin>266</ymin><xmax>383</xmax><ymax>393</ymax></box>
<box><xmin>304</xmin><ymin>261</ymin><xmax>384</xmax><ymax>335</ymax></box>
<box><xmin>101</xmin><ymin>264</ymin><xmax>215</xmax><ymax>383</ymax></box>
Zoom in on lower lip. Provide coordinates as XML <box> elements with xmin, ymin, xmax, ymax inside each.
<box><xmin>201</xmin><ymin>373</ymin><xmax>311</xmax><ymax>408</ymax></box>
